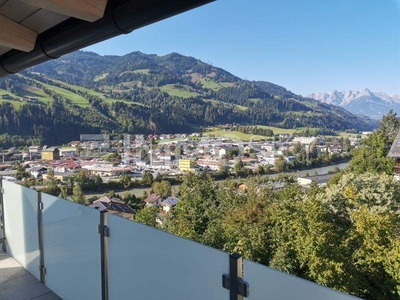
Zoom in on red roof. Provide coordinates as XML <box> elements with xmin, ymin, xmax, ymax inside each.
<box><xmin>144</xmin><ymin>194</ymin><xmax>161</xmax><ymax>204</ymax></box>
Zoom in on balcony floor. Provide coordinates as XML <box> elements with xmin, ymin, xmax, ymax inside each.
<box><xmin>0</xmin><ymin>251</ymin><xmax>61</xmax><ymax>300</ymax></box>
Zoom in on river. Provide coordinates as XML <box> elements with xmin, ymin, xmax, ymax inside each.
<box><xmin>87</xmin><ymin>161</ymin><xmax>350</xmax><ymax>199</ymax></box>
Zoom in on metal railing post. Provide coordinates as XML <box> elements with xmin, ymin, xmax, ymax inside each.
<box><xmin>99</xmin><ymin>211</ymin><xmax>109</xmax><ymax>300</ymax></box>
<box><xmin>222</xmin><ymin>253</ymin><xmax>249</xmax><ymax>299</ymax></box>
<box><xmin>37</xmin><ymin>191</ymin><xmax>46</xmax><ymax>283</ymax></box>
<box><xmin>0</xmin><ymin>179</ymin><xmax>6</xmax><ymax>252</ymax></box>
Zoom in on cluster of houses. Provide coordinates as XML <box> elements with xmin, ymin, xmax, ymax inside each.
<box><xmin>0</xmin><ymin>132</ymin><xmax>365</xmax><ymax>183</ymax></box>
<box><xmin>144</xmin><ymin>193</ymin><xmax>180</xmax><ymax>225</ymax></box>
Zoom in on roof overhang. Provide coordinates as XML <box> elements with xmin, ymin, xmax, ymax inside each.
<box><xmin>0</xmin><ymin>0</ymin><xmax>215</xmax><ymax>78</ymax></box>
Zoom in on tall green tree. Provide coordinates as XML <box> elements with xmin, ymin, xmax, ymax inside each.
<box><xmin>43</xmin><ymin>169</ymin><xmax>59</xmax><ymax>196</ymax></box>
<box><xmin>349</xmin><ymin>131</ymin><xmax>395</xmax><ymax>175</ymax></box>
<box><xmin>141</xmin><ymin>172</ymin><xmax>154</xmax><ymax>185</ymax></box>
<box><xmin>72</xmin><ymin>184</ymin><xmax>86</xmax><ymax>205</ymax></box>
<box><xmin>151</xmin><ymin>180</ymin><xmax>172</xmax><ymax>198</ymax></box>
<box><xmin>166</xmin><ymin>172</ymin><xmax>218</xmax><ymax>243</ymax></box>
<box><xmin>274</xmin><ymin>156</ymin><xmax>287</xmax><ymax>172</ymax></box>
<box><xmin>135</xmin><ymin>206</ymin><xmax>158</xmax><ymax>227</ymax></box>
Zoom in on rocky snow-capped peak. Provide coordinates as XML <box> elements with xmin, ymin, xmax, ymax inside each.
<box><xmin>307</xmin><ymin>89</ymin><xmax>400</xmax><ymax>119</ymax></box>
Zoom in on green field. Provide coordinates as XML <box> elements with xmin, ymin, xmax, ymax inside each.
<box><xmin>205</xmin><ymin>99</ymin><xmax>248</xmax><ymax>111</ymax></box>
<box><xmin>255</xmin><ymin>125</ymin><xmax>322</xmax><ymax>135</ymax></box>
<box><xmin>204</xmin><ymin>130</ymin><xmax>268</xmax><ymax>141</ymax></box>
<box><xmin>219</xmin><ymin>82</ymin><xmax>235</xmax><ymax>88</ymax></box>
<box><xmin>255</xmin><ymin>125</ymin><xmax>298</xmax><ymax>134</ymax></box>
<box><xmin>93</xmin><ymin>73</ymin><xmax>109</xmax><ymax>81</ymax></box>
<box><xmin>17</xmin><ymin>84</ymin><xmax>53</xmax><ymax>104</ymax></box>
<box><xmin>0</xmin><ymin>99</ymin><xmax>23</xmax><ymax>108</ymax></box>
<box><xmin>133</xmin><ymin>69</ymin><xmax>150</xmax><ymax>74</ymax></box>
<box><xmin>0</xmin><ymin>89</ymin><xmax>23</xmax><ymax>108</ymax></box>
<box><xmin>38</xmin><ymin>78</ymin><xmax>145</xmax><ymax>107</ymax></box>
<box><xmin>0</xmin><ymin>84</ymin><xmax>53</xmax><ymax>108</ymax></box>
<box><xmin>160</xmin><ymin>84</ymin><xmax>199</xmax><ymax>98</ymax></box>
<box><xmin>39</xmin><ymin>82</ymin><xmax>90</xmax><ymax>107</ymax></box>
<box><xmin>200</xmin><ymin>78</ymin><xmax>222</xmax><ymax>91</ymax></box>
<box><xmin>302</xmin><ymin>101</ymin><xmax>319</xmax><ymax>108</ymax></box>
<box><xmin>200</xmin><ymin>79</ymin><xmax>237</xmax><ymax>91</ymax></box>
<box><xmin>49</xmin><ymin>78</ymin><xmax>112</xmax><ymax>98</ymax></box>
<box><xmin>119</xmin><ymin>69</ymin><xmax>150</xmax><ymax>76</ymax></box>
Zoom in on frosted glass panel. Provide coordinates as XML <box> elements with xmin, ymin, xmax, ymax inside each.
<box><xmin>3</xmin><ymin>180</ymin><xmax>40</xmax><ymax>280</ymax></box>
<box><xmin>41</xmin><ymin>194</ymin><xmax>101</xmax><ymax>300</ymax></box>
<box><xmin>108</xmin><ymin>215</ymin><xmax>229</xmax><ymax>300</ymax></box>
<box><xmin>244</xmin><ymin>259</ymin><xmax>359</xmax><ymax>299</ymax></box>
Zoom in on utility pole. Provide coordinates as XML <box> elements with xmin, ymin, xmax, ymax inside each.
<box><xmin>150</xmin><ymin>143</ymin><xmax>153</xmax><ymax>167</ymax></box>
<box><xmin>305</xmin><ymin>144</ymin><xmax>310</xmax><ymax>167</ymax></box>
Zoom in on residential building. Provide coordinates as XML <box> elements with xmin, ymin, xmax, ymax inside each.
<box><xmin>30</xmin><ymin>167</ymin><xmax>47</xmax><ymax>178</ymax></box>
<box><xmin>197</xmin><ymin>159</ymin><xmax>220</xmax><ymax>171</ymax></box>
<box><xmin>261</xmin><ymin>143</ymin><xmax>275</xmax><ymax>152</ymax></box>
<box><xmin>59</xmin><ymin>148</ymin><xmax>77</xmax><ymax>157</ymax></box>
<box><xmin>82</xmin><ymin>164</ymin><xmax>131</xmax><ymax>176</ymax></box>
<box><xmin>42</xmin><ymin>172</ymin><xmax>71</xmax><ymax>182</ymax></box>
<box><xmin>41</xmin><ymin>147</ymin><xmax>60</xmax><ymax>160</ymax></box>
<box><xmin>160</xmin><ymin>196</ymin><xmax>179</xmax><ymax>213</ymax></box>
<box><xmin>28</xmin><ymin>146</ymin><xmax>42</xmax><ymax>154</ymax></box>
<box><xmin>90</xmin><ymin>196</ymin><xmax>136</xmax><ymax>220</ymax></box>
<box><xmin>179</xmin><ymin>159</ymin><xmax>197</xmax><ymax>172</ymax></box>
<box><xmin>144</xmin><ymin>194</ymin><xmax>163</xmax><ymax>207</ymax></box>
<box><xmin>388</xmin><ymin>130</ymin><xmax>400</xmax><ymax>176</ymax></box>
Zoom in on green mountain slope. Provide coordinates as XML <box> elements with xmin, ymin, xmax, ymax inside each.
<box><xmin>0</xmin><ymin>50</ymin><xmax>377</xmax><ymax>145</ymax></box>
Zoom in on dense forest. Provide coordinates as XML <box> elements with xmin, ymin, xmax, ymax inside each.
<box><xmin>0</xmin><ymin>50</ymin><xmax>377</xmax><ymax>145</ymax></box>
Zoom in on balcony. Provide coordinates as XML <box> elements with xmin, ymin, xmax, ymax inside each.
<box><xmin>0</xmin><ymin>179</ymin><xmax>360</xmax><ymax>300</ymax></box>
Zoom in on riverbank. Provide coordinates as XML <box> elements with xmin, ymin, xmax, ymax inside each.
<box><xmin>84</xmin><ymin>161</ymin><xmax>350</xmax><ymax>200</ymax></box>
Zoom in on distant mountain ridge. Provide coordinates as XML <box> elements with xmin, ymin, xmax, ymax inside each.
<box><xmin>0</xmin><ymin>50</ymin><xmax>379</xmax><ymax>144</ymax></box>
<box><xmin>308</xmin><ymin>89</ymin><xmax>400</xmax><ymax>119</ymax></box>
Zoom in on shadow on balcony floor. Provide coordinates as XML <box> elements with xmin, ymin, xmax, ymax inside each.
<box><xmin>0</xmin><ymin>251</ymin><xmax>61</xmax><ymax>300</ymax></box>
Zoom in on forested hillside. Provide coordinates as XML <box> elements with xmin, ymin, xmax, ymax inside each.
<box><xmin>0</xmin><ymin>51</ymin><xmax>377</xmax><ymax>145</ymax></box>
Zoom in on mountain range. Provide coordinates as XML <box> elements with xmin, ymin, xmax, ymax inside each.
<box><xmin>308</xmin><ymin>89</ymin><xmax>400</xmax><ymax>119</ymax></box>
<box><xmin>0</xmin><ymin>51</ymin><xmax>378</xmax><ymax>145</ymax></box>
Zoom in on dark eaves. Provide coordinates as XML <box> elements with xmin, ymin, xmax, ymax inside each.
<box><xmin>0</xmin><ymin>0</ymin><xmax>214</xmax><ymax>77</ymax></box>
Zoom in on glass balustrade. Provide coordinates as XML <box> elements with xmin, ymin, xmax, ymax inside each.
<box><xmin>2</xmin><ymin>180</ymin><xmax>40</xmax><ymax>280</ymax></box>
<box><xmin>107</xmin><ymin>213</ymin><xmax>230</xmax><ymax>300</ymax></box>
<box><xmin>0</xmin><ymin>180</ymin><xmax>361</xmax><ymax>300</ymax></box>
<box><xmin>41</xmin><ymin>193</ymin><xmax>102</xmax><ymax>300</ymax></box>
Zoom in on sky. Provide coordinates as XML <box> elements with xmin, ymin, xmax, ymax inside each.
<box><xmin>85</xmin><ymin>0</ymin><xmax>400</xmax><ymax>96</ymax></box>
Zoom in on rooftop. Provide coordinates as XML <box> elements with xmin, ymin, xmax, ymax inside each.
<box><xmin>388</xmin><ymin>130</ymin><xmax>400</xmax><ymax>158</ymax></box>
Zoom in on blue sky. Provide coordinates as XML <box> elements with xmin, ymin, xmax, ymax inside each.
<box><xmin>85</xmin><ymin>0</ymin><xmax>400</xmax><ymax>95</ymax></box>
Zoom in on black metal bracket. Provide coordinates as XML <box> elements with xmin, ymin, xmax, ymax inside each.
<box><xmin>98</xmin><ymin>225</ymin><xmax>110</xmax><ymax>237</ymax></box>
<box><xmin>40</xmin><ymin>266</ymin><xmax>46</xmax><ymax>276</ymax></box>
<box><xmin>222</xmin><ymin>253</ymin><xmax>249</xmax><ymax>299</ymax></box>
<box><xmin>222</xmin><ymin>275</ymin><xmax>249</xmax><ymax>297</ymax></box>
